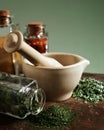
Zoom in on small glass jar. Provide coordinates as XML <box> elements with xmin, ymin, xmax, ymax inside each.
<box><xmin>24</xmin><ymin>22</ymin><xmax>48</xmax><ymax>53</ymax></box>
<box><xmin>0</xmin><ymin>72</ymin><xmax>46</xmax><ymax>119</ymax></box>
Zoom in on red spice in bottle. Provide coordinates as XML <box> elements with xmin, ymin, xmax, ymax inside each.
<box><xmin>24</xmin><ymin>22</ymin><xmax>48</xmax><ymax>53</ymax></box>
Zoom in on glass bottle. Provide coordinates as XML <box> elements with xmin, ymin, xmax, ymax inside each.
<box><xmin>0</xmin><ymin>10</ymin><xmax>21</xmax><ymax>74</ymax></box>
<box><xmin>0</xmin><ymin>72</ymin><xmax>46</xmax><ymax>119</ymax></box>
<box><xmin>24</xmin><ymin>22</ymin><xmax>48</xmax><ymax>53</ymax></box>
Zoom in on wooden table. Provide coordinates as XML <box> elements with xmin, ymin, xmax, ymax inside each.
<box><xmin>0</xmin><ymin>73</ymin><xmax>104</xmax><ymax>130</ymax></box>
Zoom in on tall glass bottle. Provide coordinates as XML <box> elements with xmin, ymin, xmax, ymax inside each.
<box><xmin>0</xmin><ymin>10</ymin><xmax>21</xmax><ymax>74</ymax></box>
<box><xmin>24</xmin><ymin>22</ymin><xmax>48</xmax><ymax>53</ymax></box>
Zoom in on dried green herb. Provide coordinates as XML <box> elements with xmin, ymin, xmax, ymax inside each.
<box><xmin>0</xmin><ymin>82</ymin><xmax>31</xmax><ymax>118</ymax></box>
<box><xmin>72</xmin><ymin>77</ymin><xmax>104</xmax><ymax>103</ymax></box>
<box><xmin>28</xmin><ymin>105</ymin><xmax>76</xmax><ymax>129</ymax></box>
<box><xmin>0</xmin><ymin>72</ymin><xmax>41</xmax><ymax>119</ymax></box>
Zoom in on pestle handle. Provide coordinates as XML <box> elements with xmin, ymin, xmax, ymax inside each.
<box><xmin>3</xmin><ymin>31</ymin><xmax>63</xmax><ymax>68</ymax></box>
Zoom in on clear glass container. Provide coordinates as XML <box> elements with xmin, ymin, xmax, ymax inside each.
<box><xmin>24</xmin><ymin>22</ymin><xmax>48</xmax><ymax>53</ymax></box>
<box><xmin>0</xmin><ymin>10</ymin><xmax>22</xmax><ymax>75</ymax></box>
<box><xmin>0</xmin><ymin>72</ymin><xmax>45</xmax><ymax>119</ymax></box>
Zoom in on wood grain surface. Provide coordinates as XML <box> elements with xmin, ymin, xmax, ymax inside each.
<box><xmin>0</xmin><ymin>73</ymin><xmax>104</xmax><ymax>130</ymax></box>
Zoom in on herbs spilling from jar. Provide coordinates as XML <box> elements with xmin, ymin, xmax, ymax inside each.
<box><xmin>28</xmin><ymin>104</ymin><xmax>76</xmax><ymax>129</ymax></box>
<box><xmin>72</xmin><ymin>77</ymin><xmax>104</xmax><ymax>103</ymax></box>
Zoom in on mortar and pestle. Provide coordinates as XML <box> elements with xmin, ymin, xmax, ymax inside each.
<box><xmin>4</xmin><ymin>31</ymin><xmax>90</xmax><ymax>101</ymax></box>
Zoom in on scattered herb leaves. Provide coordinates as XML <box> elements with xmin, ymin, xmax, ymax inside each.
<box><xmin>28</xmin><ymin>104</ymin><xmax>76</xmax><ymax>129</ymax></box>
<box><xmin>72</xmin><ymin>77</ymin><xmax>104</xmax><ymax>103</ymax></box>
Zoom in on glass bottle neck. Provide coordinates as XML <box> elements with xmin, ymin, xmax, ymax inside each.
<box><xmin>0</xmin><ymin>25</ymin><xmax>12</xmax><ymax>36</ymax></box>
<box><xmin>20</xmin><ymin>86</ymin><xmax>45</xmax><ymax>118</ymax></box>
<box><xmin>30</xmin><ymin>88</ymin><xmax>45</xmax><ymax>115</ymax></box>
<box><xmin>0</xmin><ymin>16</ymin><xmax>12</xmax><ymax>27</ymax></box>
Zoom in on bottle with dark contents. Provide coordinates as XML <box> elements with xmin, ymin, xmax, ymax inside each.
<box><xmin>0</xmin><ymin>10</ymin><xmax>22</xmax><ymax>74</ymax></box>
<box><xmin>24</xmin><ymin>22</ymin><xmax>48</xmax><ymax>53</ymax></box>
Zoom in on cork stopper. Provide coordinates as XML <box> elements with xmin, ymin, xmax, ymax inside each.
<box><xmin>27</xmin><ymin>22</ymin><xmax>43</xmax><ymax>36</ymax></box>
<box><xmin>0</xmin><ymin>10</ymin><xmax>10</xmax><ymax>17</ymax></box>
<box><xmin>28</xmin><ymin>22</ymin><xmax>43</xmax><ymax>26</ymax></box>
<box><xmin>0</xmin><ymin>10</ymin><xmax>11</xmax><ymax>26</ymax></box>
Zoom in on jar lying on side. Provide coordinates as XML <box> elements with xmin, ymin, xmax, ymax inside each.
<box><xmin>0</xmin><ymin>72</ymin><xmax>46</xmax><ymax>119</ymax></box>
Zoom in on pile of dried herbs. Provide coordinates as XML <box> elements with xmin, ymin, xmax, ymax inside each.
<box><xmin>72</xmin><ymin>77</ymin><xmax>104</xmax><ymax>103</ymax></box>
<box><xmin>28</xmin><ymin>104</ymin><xmax>76</xmax><ymax>129</ymax></box>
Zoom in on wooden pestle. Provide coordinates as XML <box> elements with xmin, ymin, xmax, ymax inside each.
<box><xmin>3</xmin><ymin>31</ymin><xmax>63</xmax><ymax>68</ymax></box>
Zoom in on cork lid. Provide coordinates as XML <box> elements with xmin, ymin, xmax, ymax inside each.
<box><xmin>0</xmin><ymin>10</ymin><xmax>10</xmax><ymax>17</ymax></box>
<box><xmin>28</xmin><ymin>22</ymin><xmax>43</xmax><ymax>26</ymax></box>
<box><xmin>27</xmin><ymin>22</ymin><xmax>43</xmax><ymax>36</ymax></box>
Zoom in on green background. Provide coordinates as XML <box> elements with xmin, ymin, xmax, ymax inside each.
<box><xmin>0</xmin><ymin>0</ymin><xmax>104</xmax><ymax>73</ymax></box>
